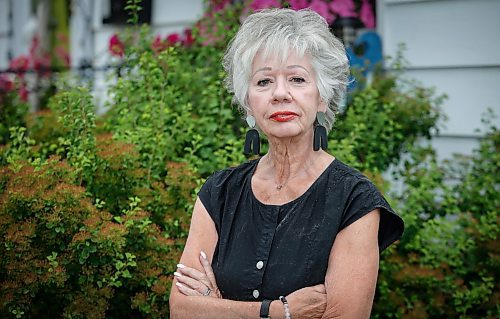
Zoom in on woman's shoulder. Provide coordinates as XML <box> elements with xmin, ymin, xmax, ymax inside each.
<box><xmin>204</xmin><ymin>158</ymin><xmax>259</xmax><ymax>188</ymax></box>
<box><xmin>329</xmin><ymin>158</ymin><xmax>373</xmax><ymax>186</ymax></box>
<box><xmin>198</xmin><ymin>159</ymin><xmax>258</xmax><ymax>214</ymax></box>
<box><xmin>325</xmin><ymin>159</ymin><xmax>388</xmax><ymax>204</ymax></box>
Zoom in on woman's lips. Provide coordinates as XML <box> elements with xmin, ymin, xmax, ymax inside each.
<box><xmin>270</xmin><ymin>111</ymin><xmax>298</xmax><ymax>122</ymax></box>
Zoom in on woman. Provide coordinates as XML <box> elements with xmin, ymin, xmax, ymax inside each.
<box><xmin>169</xmin><ymin>8</ymin><xmax>403</xmax><ymax>319</ymax></box>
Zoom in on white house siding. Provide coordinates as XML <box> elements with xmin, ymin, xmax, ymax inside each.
<box><xmin>152</xmin><ymin>0</ymin><xmax>204</xmax><ymax>35</ymax></box>
<box><xmin>0</xmin><ymin>0</ymin><xmax>9</xmax><ymax>68</ymax></box>
<box><xmin>377</xmin><ymin>0</ymin><xmax>500</xmax><ymax>160</ymax></box>
<box><xmin>70</xmin><ymin>0</ymin><xmax>95</xmax><ymax>71</ymax></box>
<box><xmin>0</xmin><ymin>0</ymin><xmax>32</xmax><ymax>69</ymax></box>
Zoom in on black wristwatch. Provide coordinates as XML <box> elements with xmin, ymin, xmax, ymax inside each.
<box><xmin>260</xmin><ymin>299</ymin><xmax>272</xmax><ymax>319</ymax></box>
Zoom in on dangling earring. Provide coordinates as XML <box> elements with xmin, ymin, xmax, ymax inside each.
<box><xmin>244</xmin><ymin>115</ymin><xmax>260</xmax><ymax>155</ymax></box>
<box><xmin>313</xmin><ymin>112</ymin><xmax>328</xmax><ymax>151</ymax></box>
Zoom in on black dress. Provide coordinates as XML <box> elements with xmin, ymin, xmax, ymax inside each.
<box><xmin>198</xmin><ymin>158</ymin><xmax>403</xmax><ymax>301</ymax></box>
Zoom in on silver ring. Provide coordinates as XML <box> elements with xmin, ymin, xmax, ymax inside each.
<box><xmin>202</xmin><ymin>286</ymin><xmax>212</xmax><ymax>296</ymax></box>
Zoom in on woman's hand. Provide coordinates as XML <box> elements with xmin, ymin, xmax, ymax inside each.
<box><xmin>286</xmin><ymin>284</ymin><xmax>327</xmax><ymax>319</ymax></box>
<box><xmin>174</xmin><ymin>251</ymin><xmax>222</xmax><ymax>298</ymax></box>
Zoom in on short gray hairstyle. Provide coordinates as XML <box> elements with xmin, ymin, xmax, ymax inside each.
<box><xmin>223</xmin><ymin>8</ymin><xmax>349</xmax><ymax>131</ymax></box>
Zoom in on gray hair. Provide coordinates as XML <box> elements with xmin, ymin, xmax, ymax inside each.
<box><xmin>223</xmin><ymin>8</ymin><xmax>349</xmax><ymax>131</ymax></box>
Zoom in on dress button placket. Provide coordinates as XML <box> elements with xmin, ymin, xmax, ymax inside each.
<box><xmin>252</xmin><ymin>207</ymin><xmax>278</xmax><ymax>301</ymax></box>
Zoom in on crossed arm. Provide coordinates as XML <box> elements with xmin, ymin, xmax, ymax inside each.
<box><xmin>168</xmin><ymin>197</ymin><xmax>380</xmax><ymax>319</ymax></box>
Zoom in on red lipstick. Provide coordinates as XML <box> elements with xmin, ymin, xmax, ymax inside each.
<box><xmin>270</xmin><ymin>111</ymin><xmax>298</xmax><ymax>122</ymax></box>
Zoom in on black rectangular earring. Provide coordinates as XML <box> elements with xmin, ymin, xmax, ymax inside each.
<box><xmin>313</xmin><ymin>112</ymin><xmax>328</xmax><ymax>151</ymax></box>
<box><xmin>244</xmin><ymin>115</ymin><xmax>260</xmax><ymax>155</ymax></box>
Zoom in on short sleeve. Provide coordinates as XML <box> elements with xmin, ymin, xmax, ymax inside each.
<box><xmin>339</xmin><ymin>179</ymin><xmax>404</xmax><ymax>252</ymax></box>
<box><xmin>198</xmin><ymin>173</ymin><xmax>222</xmax><ymax>235</ymax></box>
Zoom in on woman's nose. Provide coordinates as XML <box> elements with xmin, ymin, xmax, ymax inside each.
<box><xmin>272</xmin><ymin>79</ymin><xmax>291</xmax><ymax>103</ymax></box>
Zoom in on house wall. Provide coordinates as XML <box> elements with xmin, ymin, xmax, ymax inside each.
<box><xmin>377</xmin><ymin>0</ymin><xmax>500</xmax><ymax>160</ymax></box>
<box><xmin>0</xmin><ymin>0</ymin><xmax>32</xmax><ymax>69</ymax></box>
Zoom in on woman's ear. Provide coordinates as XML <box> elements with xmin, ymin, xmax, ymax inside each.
<box><xmin>318</xmin><ymin>100</ymin><xmax>327</xmax><ymax>113</ymax></box>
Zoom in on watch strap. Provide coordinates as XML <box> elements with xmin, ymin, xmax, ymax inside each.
<box><xmin>260</xmin><ymin>299</ymin><xmax>272</xmax><ymax>319</ymax></box>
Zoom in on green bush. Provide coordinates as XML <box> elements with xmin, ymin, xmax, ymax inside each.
<box><xmin>374</xmin><ymin>122</ymin><xmax>499</xmax><ymax>318</ymax></box>
<box><xmin>104</xmin><ymin>39</ymin><xmax>244</xmax><ymax>177</ymax></box>
<box><xmin>0</xmin><ymin>158</ymin><xmax>185</xmax><ymax>318</ymax></box>
<box><xmin>0</xmin><ymin>85</ymin><xmax>196</xmax><ymax>318</ymax></box>
<box><xmin>0</xmin><ymin>86</ymin><xmax>29</xmax><ymax>146</ymax></box>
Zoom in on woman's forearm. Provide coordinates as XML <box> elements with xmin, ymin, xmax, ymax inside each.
<box><xmin>169</xmin><ymin>293</ymin><xmax>284</xmax><ymax>319</ymax></box>
<box><xmin>169</xmin><ymin>295</ymin><xmax>258</xmax><ymax>319</ymax></box>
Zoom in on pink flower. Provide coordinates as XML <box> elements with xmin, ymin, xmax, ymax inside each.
<box><xmin>166</xmin><ymin>33</ymin><xmax>181</xmax><ymax>45</ymax></box>
<box><xmin>211</xmin><ymin>0</ymin><xmax>231</xmax><ymax>11</ymax></box>
<box><xmin>33</xmin><ymin>53</ymin><xmax>52</xmax><ymax>77</ymax></box>
<box><xmin>250</xmin><ymin>0</ymin><xmax>282</xmax><ymax>11</ymax></box>
<box><xmin>9</xmin><ymin>55</ymin><xmax>30</xmax><ymax>74</ymax></box>
<box><xmin>360</xmin><ymin>0</ymin><xmax>375</xmax><ymax>28</ymax></box>
<box><xmin>309</xmin><ymin>0</ymin><xmax>334</xmax><ymax>24</ymax></box>
<box><xmin>196</xmin><ymin>21</ymin><xmax>214</xmax><ymax>46</ymax></box>
<box><xmin>109</xmin><ymin>34</ymin><xmax>125</xmax><ymax>57</ymax></box>
<box><xmin>289</xmin><ymin>0</ymin><xmax>309</xmax><ymax>10</ymax></box>
<box><xmin>0</xmin><ymin>74</ymin><xmax>14</xmax><ymax>93</ymax></box>
<box><xmin>183</xmin><ymin>29</ymin><xmax>194</xmax><ymax>46</ymax></box>
<box><xmin>201</xmin><ymin>24</ymin><xmax>225</xmax><ymax>46</ymax></box>
<box><xmin>19</xmin><ymin>83</ymin><xmax>29</xmax><ymax>102</ymax></box>
<box><xmin>151</xmin><ymin>35</ymin><xmax>168</xmax><ymax>54</ymax></box>
<box><xmin>329</xmin><ymin>0</ymin><xmax>357</xmax><ymax>18</ymax></box>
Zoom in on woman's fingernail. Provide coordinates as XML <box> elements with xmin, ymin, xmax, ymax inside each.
<box><xmin>174</xmin><ymin>272</ymin><xmax>182</xmax><ymax>277</ymax></box>
<box><xmin>200</xmin><ymin>251</ymin><xmax>207</xmax><ymax>259</ymax></box>
<box><xmin>177</xmin><ymin>264</ymin><xmax>185</xmax><ymax>269</ymax></box>
<box><xmin>176</xmin><ymin>282</ymin><xmax>183</xmax><ymax>288</ymax></box>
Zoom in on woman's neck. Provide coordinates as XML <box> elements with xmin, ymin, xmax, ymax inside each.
<box><xmin>263</xmin><ymin>132</ymin><xmax>328</xmax><ymax>189</ymax></box>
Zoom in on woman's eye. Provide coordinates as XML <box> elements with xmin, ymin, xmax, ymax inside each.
<box><xmin>257</xmin><ymin>79</ymin><xmax>271</xmax><ymax>86</ymax></box>
<box><xmin>291</xmin><ymin>77</ymin><xmax>305</xmax><ymax>83</ymax></box>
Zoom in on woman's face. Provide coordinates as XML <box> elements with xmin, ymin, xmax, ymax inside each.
<box><xmin>247</xmin><ymin>50</ymin><xmax>325</xmax><ymax>140</ymax></box>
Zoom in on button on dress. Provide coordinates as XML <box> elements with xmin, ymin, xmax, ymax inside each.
<box><xmin>198</xmin><ymin>158</ymin><xmax>403</xmax><ymax>301</ymax></box>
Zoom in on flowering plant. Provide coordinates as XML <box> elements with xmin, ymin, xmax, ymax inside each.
<box><xmin>0</xmin><ymin>74</ymin><xmax>29</xmax><ymax>145</ymax></box>
<box><xmin>108</xmin><ymin>28</ymin><xmax>194</xmax><ymax>58</ymax></box>
<box><xmin>5</xmin><ymin>33</ymin><xmax>70</xmax><ymax>104</ymax></box>
<box><xmin>108</xmin><ymin>0</ymin><xmax>375</xmax><ymax>58</ymax></box>
<box><xmin>0</xmin><ymin>34</ymin><xmax>64</xmax><ymax>143</ymax></box>
<box><xmin>212</xmin><ymin>0</ymin><xmax>375</xmax><ymax>27</ymax></box>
